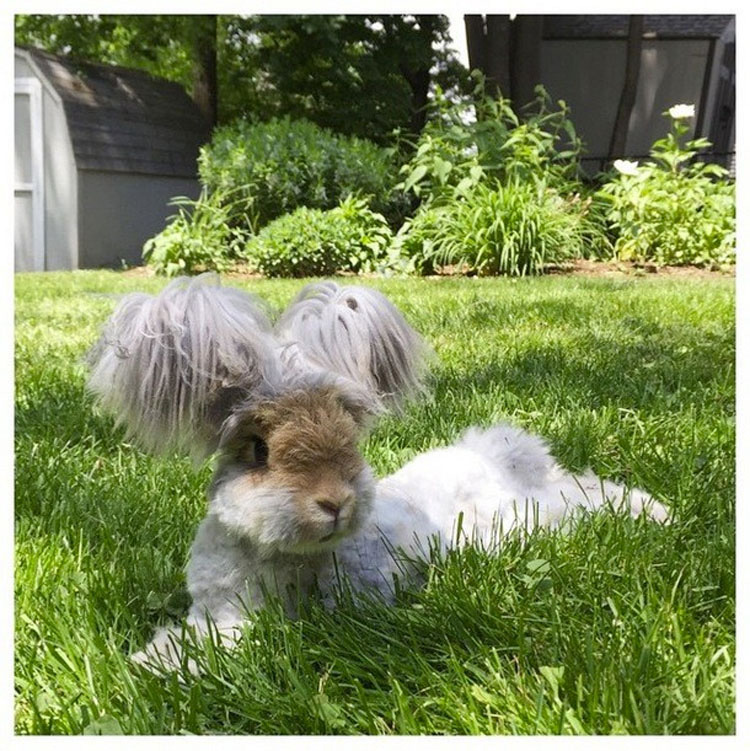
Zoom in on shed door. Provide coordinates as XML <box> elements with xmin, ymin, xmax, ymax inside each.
<box><xmin>15</xmin><ymin>77</ymin><xmax>44</xmax><ymax>271</ymax></box>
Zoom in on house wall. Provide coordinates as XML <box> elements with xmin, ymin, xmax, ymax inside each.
<box><xmin>540</xmin><ymin>39</ymin><xmax>711</xmax><ymax>170</ymax></box>
<box><xmin>701</xmin><ymin>18</ymin><xmax>735</xmax><ymax>169</ymax></box>
<box><xmin>77</xmin><ymin>171</ymin><xmax>201</xmax><ymax>268</ymax></box>
<box><xmin>15</xmin><ymin>56</ymin><xmax>33</xmax><ymax>78</ymax></box>
<box><xmin>696</xmin><ymin>18</ymin><xmax>734</xmax><ymax>142</ymax></box>
<box><xmin>15</xmin><ymin>51</ymin><xmax>78</xmax><ymax>270</ymax></box>
<box><xmin>628</xmin><ymin>40</ymin><xmax>710</xmax><ymax>155</ymax></box>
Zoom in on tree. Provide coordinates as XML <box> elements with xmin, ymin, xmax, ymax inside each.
<box><xmin>376</xmin><ymin>15</ymin><xmax>457</xmax><ymax>135</ymax></box>
<box><xmin>16</xmin><ymin>15</ymin><xmax>218</xmax><ymax>126</ymax></box>
<box><xmin>15</xmin><ymin>14</ymin><xmax>467</xmax><ymax>142</ymax></box>
<box><xmin>608</xmin><ymin>15</ymin><xmax>645</xmax><ymax>159</ymax></box>
<box><xmin>189</xmin><ymin>15</ymin><xmax>218</xmax><ymax>127</ymax></box>
<box><xmin>464</xmin><ymin>14</ymin><xmax>510</xmax><ymax>99</ymax></box>
<box><xmin>15</xmin><ymin>15</ymin><xmax>193</xmax><ymax>90</ymax></box>
<box><xmin>220</xmin><ymin>15</ymin><xmax>410</xmax><ymax>142</ymax></box>
<box><xmin>226</xmin><ymin>15</ymin><xmax>464</xmax><ymax>142</ymax></box>
<box><xmin>463</xmin><ymin>14</ymin><xmax>543</xmax><ymax>114</ymax></box>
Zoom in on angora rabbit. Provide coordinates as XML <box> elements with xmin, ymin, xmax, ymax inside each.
<box><xmin>88</xmin><ymin>275</ymin><xmax>668</xmax><ymax>669</ymax></box>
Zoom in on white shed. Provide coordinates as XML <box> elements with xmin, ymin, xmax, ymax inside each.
<box><xmin>14</xmin><ymin>47</ymin><xmax>211</xmax><ymax>271</ymax></box>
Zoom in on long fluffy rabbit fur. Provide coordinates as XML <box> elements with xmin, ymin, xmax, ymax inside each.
<box><xmin>87</xmin><ymin>274</ymin><xmax>669</xmax><ymax>672</ymax></box>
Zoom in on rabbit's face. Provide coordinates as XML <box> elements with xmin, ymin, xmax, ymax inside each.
<box><xmin>211</xmin><ymin>387</ymin><xmax>375</xmax><ymax>555</ymax></box>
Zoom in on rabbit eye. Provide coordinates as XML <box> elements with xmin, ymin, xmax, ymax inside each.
<box><xmin>254</xmin><ymin>437</ymin><xmax>269</xmax><ymax>466</ymax></box>
<box><xmin>244</xmin><ymin>437</ymin><xmax>269</xmax><ymax>468</ymax></box>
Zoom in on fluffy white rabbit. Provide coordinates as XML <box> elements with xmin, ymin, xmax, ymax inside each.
<box><xmin>88</xmin><ymin>275</ymin><xmax>668</xmax><ymax>670</ymax></box>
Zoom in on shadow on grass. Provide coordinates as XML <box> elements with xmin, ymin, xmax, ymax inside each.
<box><xmin>439</xmin><ymin>318</ymin><xmax>732</xmax><ymax>411</ymax></box>
<box><xmin>15</xmin><ymin>310</ymin><xmax>734</xmax><ymax>459</ymax></box>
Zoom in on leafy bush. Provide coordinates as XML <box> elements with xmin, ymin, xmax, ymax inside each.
<box><xmin>391</xmin><ymin>77</ymin><xmax>602</xmax><ymax>277</ymax></box>
<box><xmin>597</xmin><ymin>106</ymin><xmax>735</xmax><ymax>266</ymax></box>
<box><xmin>199</xmin><ymin>117</ymin><xmax>408</xmax><ymax>230</ymax></box>
<box><xmin>244</xmin><ymin>196</ymin><xmax>393</xmax><ymax>277</ymax></box>
<box><xmin>394</xmin><ymin>180</ymin><xmax>604</xmax><ymax>276</ymax></box>
<box><xmin>397</xmin><ymin>78</ymin><xmax>585</xmax><ymax>208</ymax></box>
<box><xmin>142</xmin><ymin>189</ymin><xmax>249</xmax><ymax>276</ymax></box>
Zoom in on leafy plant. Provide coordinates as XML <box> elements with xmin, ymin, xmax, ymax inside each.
<box><xmin>244</xmin><ymin>196</ymin><xmax>393</xmax><ymax>278</ymax></box>
<box><xmin>396</xmin><ymin>77</ymin><xmax>585</xmax><ymax>208</ymax></box>
<box><xmin>394</xmin><ymin>180</ymin><xmax>605</xmax><ymax>276</ymax></box>
<box><xmin>199</xmin><ymin>117</ymin><xmax>408</xmax><ymax>230</ymax></box>
<box><xmin>597</xmin><ymin>106</ymin><xmax>735</xmax><ymax>266</ymax></box>
<box><xmin>142</xmin><ymin>189</ymin><xmax>249</xmax><ymax>277</ymax></box>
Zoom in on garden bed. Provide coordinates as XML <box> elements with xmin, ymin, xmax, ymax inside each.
<box><xmin>121</xmin><ymin>258</ymin><xmax>736</xmax><ymax>282</ymax></box>
<box><xmin>543</xmin><ymin>258</ymin><xmax>736</xmax><ymax>278</ymax></box>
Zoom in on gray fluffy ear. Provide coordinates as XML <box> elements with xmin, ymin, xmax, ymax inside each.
<box><xmin>87</xmin><ymin>274</ymin><xmax>282</xmax><ymax>459</ymax></box>
<box><xmin>276</xmin><ymin>282</ymin><xmax>429</xmax><ymax>410</ymax></box>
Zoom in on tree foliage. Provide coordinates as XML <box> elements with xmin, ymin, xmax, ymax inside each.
<box><xmin>15</xmin><ymin>14</ymin><xmax>194</xmax><ymax>89</ymax></box>
<box><xmin>218</xmin><ymin>15</ymin><xmax>468</xmax><ymax>140</ymax></box>
<box><xmin>15</xmin><ymin>14</ymin><xmax>468</xmax><ymax>142</ymax></box>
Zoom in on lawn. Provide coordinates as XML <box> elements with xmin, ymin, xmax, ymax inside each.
<box><xmin>15</xmin><ymin>270</ymin><xmax>735</xmax><ymax>735</ymax></box>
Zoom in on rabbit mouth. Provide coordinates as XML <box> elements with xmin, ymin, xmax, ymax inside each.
<box><xmin>280</xmin><ymin>530</ymin><xmax>348</xmax><ymax>555</ymax></box>
<box><xmin>318</xmin><ymin>524</ymin><xmax>351</xmax><ymax>544</ymax></box>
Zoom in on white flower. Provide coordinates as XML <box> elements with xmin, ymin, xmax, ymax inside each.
<box><xmin>613</xmin><ymin>159</ymin><xmax>640</xmax><ymax>176</ymax></box>
<box><xmin>668</xmin><ymin>104</ymin><xmax>695</xmax><ymax>120</ymax></box>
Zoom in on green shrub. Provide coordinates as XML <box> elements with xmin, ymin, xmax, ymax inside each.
<box><xmin>142</xmin><ymin>189</ymin><xmax>249</xmax><ymax>276</ymax></box>
<box><xmin>199</xmin><ymin>117</ymin><xmax>408</xmax><ymax>230</ymax></box>
<box><xmin>394</xmin><ymin>180</ymin><xmax>605</xmax><ymax>276</ymax></box>
<box><xmin>597</xmin><ymin>106</ymin><xmax>735</xmax><ymax>266</ymax></box>
<box><xmin>397</xmin><ymin>79</ymin><xmax>585</xmax><ymax>208</ymax></box>
<box><xmin>244</xmin><ymin>196</ymin><xmax>393</xmax><ymax>278</ymax></box>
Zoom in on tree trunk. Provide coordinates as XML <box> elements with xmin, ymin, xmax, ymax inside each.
<box><xmin>191</xmin><ymin>15</ymin><xmax>218</xmax><ymax>128</ymax></box>
<box><xmin>510</xmin><ymin>15</ymin><xmax>543</xmax><ymax>115</ymax></box>
<box><xmin>400</xmin><ymin>65</ymin><xmax>431</xmax><ymax>134</ymax></box>
<box><xmin>608</xmin><ymin>15</ymin><xmax>644</xmax><ymax>159</ymax></box>
<box><xmin>464</xmin><ymin>15</ymin><xmax>487</xmax><ymax>75</ymax></box>
<box><xmin>397</xmin><ymin>15</ymin><xmax>437</xmax><ymax>136</ymax></box>
<box><xmin>485</xmin><ymin>15</ymin><xmax>511</xmax><ymax>98</ymax></box>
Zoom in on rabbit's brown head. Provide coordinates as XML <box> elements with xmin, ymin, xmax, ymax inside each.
<box><xmin>211</xmin><ymin>386</ymin><xmax>375</xmax><ymax>555</ymax></box>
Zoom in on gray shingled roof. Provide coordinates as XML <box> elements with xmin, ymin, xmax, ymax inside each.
<box><xmin>23</xmin><ymin>47</ymin><xmax>210</xmax><ymax>177</ymax></box>
<box><xmin>543</xmin><ymin>15</ymin><xmax>733</xmax><ymax>40</ymax></box>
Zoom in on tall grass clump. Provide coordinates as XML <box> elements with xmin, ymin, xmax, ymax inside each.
<box><xmin>142</xmin><ymin>188</ymin><xmax>250</xmax><ymax>277</ymax></box>
<box><xmin>395</xmin><ymin>180</ymin><xmax>599</xmax><ymax>275</ymax></box>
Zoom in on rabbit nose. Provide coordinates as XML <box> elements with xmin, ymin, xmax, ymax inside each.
<box><xmin>316</xmin><ymin>499</ymin><xmax>341</xmax><ymax>518</ymax></box>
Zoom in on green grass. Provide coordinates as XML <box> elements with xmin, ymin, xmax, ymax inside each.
<box><xmin>15</xmin><ymin>270</ymin><xmax>735</xmax><ymax>735</ymax></box>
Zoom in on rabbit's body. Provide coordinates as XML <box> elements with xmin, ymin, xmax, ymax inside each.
<box><xmin>185</xmin><ymin>423</ymin><xmax>667</xmax><ymax>620</ymax></box>
<box><xmin>87</xmin><ymin>276</ymin><xmax>667</xmax><ymax>671</ymax></box>
<box><xmin>365</xmin><ymin>424</ymin><xmax>667</xmax><ymax>558</ymax></box>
